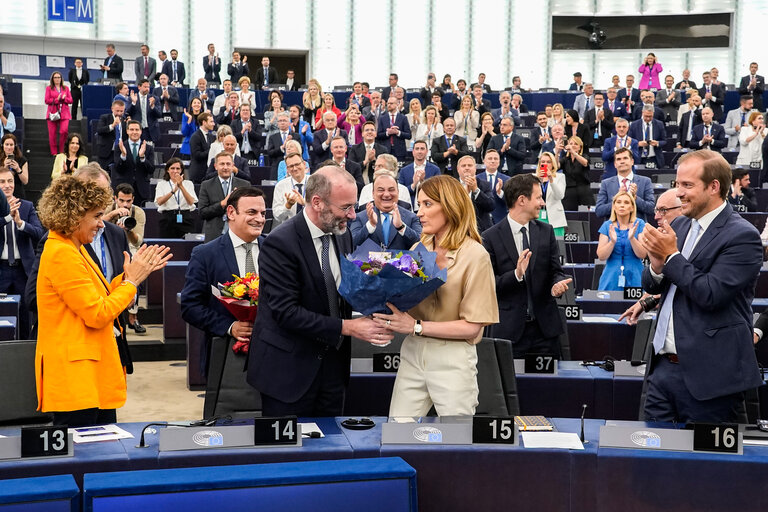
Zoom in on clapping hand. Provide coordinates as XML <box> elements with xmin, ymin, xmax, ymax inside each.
<box><xmin>123</xmin><ymin>244</ymin><xmax>173</xmax><ymax>285</ymax></box>
<box><xmin>138</xmin><ymin>140</ymin><xmax>147</xmax><ymax>158</ymax></box>
<box><xmin>608</xmin><ymin>222</ymin><xmax>618</xmax><ymax>243</ymax></box>
<box><xmin>551</xmin><ymin>278</ymin><xmax>573</xmax><ymax>297</ymax></box>
<box><xmin>515</xmin><ymin>248</ymin><xmax>532</xmax><ymax>280</ymax></box>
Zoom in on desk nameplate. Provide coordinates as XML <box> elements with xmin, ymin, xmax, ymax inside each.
<box><xmin>159</xmin><ymin>425</ymin><xmax>303</xmax><ymax>451</ymax></box>
<box><xmin>599</xmin><ymin>425</ymin><xmax>693</xmax><ymax>452</ymax></box>
<box><xmin>514</xmin><ymin>358</ymin><xmax>559</xmax><ymax>375</ymax></box>
<box><xmin>0</xmin><ymin>434</ymin><xmax>74</xmax><ymax>460</ymax></box>
<box><xmin>382</xmin><ymin>421</ymin><xmax>472</xmax><ymax>445</ymax></box>
<box><xmin>613</xmin><ymin>361</ymin><xmax>646</xmax><ymax>377</ymax></box>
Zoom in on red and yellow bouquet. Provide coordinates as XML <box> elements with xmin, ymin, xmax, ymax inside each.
<box><xmin>212</xmin><ymin>273</ymin><xmax>259</xmax><ymax>354</ymax></box>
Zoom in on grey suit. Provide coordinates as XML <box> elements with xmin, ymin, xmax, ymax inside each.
<box><xmin>723</xmin><ymin>108</ymin><xmax>758</xmax><ymax>149</ymax></box>
<box><xmin>654</xmin><ymin>88</ymin><xmax>681</xmax><ymax>121</ymax></box>
<box><xmin>198</xmin><ymin>175</ymin><xmax>250</xmax><ymax>241</ymax></box>
<box><xmin>134</xmin><ymin>56</ymin><xmax>157</xmax><ymax>82</ymax></box>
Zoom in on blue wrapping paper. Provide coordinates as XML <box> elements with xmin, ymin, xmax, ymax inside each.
<box><xmin>338</xmin><ymin>239</ymin><xmax>448</xmax><ymax>315</ymax></box>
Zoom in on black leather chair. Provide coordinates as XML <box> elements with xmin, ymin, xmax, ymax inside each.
<box><xmin>0</xmin><ymin>340</ymin><xmax>51</xmax><ymax>424</ymax></box>
<box><xmin>203</xmin><ymin>337</ymin><xmax>261</xmax><ymax>418</ymax></box>
<box><xmin>476</xmin><ymin>337</ymin><xmax>520</xmax><ymax>416</ymax></box>
<box><xmin>556</xmin><ymin>307</ymin><xmax>572</xmax><ymax>360</ymax></box>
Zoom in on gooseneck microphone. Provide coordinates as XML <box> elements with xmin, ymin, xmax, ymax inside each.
<box><xmin>580</xmin><ymin>404</ymin><xmax>589</xmax><ymax>445</ymax></box>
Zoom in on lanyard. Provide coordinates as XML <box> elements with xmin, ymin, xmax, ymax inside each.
<box><xmin>174</xmin><ymin>189</ymin><xmax>182</xmax><ymax>211</ymax></box>
<box><xmin>541</xmin><ymin>181</ymin><xmax>549</xmax><ymax>200</ymax></box>
<box><xmin>99</xmin><ymin>234</ymin><xmax>107</xmax><ymax>274</ymax></box>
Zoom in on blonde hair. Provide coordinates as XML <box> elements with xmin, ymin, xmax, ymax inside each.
<box><xmin>536</xmin><ymin>152</ymin><xmax>559</xmax><ymax>174</ymax></box>
<box><xmin>609</xmin><ymin>190</ymin><xmax>638</xmax><ymax>223</ymax></box>
<box><xmin>38</xmin><ymin>176</ymin><xmax>113</xmax><ymax>235</ymax></box>
<box><xmin>419</xmin><ymin>175</ymin><xmax>481</xmax><ymax>250</ymax></box>
<box><xmin>303</xmin><ymin>79</ymin><xmax>323</xmax><ymax>109</ymax></box>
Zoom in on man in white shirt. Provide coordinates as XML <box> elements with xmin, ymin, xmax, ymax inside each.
<box><xmin>212</xmin><ymin>79</ymin><xmax>233</xmax><ymax>117</ymax></box>
<box><xmin>152</xmin><ymin>74</ymin><xmax>180</xmax><ymax>121</ymax></box>
<box><xmin>272</xmin><ymin>152</ymin><xmax>309</xmax><ymax>228</ymax></box>
<box><xmin>573</xmin><ymin>83</ymin><xmax>594</xmax><ymax>120</ymax></box>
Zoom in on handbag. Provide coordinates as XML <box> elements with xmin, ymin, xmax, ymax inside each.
<box><xmin>49</xmin><ymin>106</ymin><xmax>61</xmax><ymax>122</ymax></box>
<box><xmin>203</xmin><ymin>336</ymin><xmax>261</xmax><ymax>418</ymax></box>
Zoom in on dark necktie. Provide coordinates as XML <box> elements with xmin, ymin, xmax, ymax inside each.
<box><xmin>5</xmin><ymin>224</ymin><xmax>15</xmax><ymax>266</ymax></box>
<box><xmin>321</xmin><ymin>235</ymin><xmax>339</xmax><ymax>317</ymax></box>
<box><xmin>520</xmin><ymin>226</ymin><xmax>535</xmax><ymax>320</ymax></box>
<box><xmin>144</xmin><ymin>57</ymin><xmax>149</xmax><ymax>77</ymax></box>
<box><xmin>295</xmin><ymin>183</ymin><xmax>304</xmax><ymax>213</ymax></box>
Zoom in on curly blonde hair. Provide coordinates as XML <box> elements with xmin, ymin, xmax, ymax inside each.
<box><xmin>38</xmin><ymin>176</ymin><xmax>113</xmax><ymax>235</ymax></box>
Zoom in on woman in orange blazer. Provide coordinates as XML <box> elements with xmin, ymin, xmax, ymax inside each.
<box><xmin>35</xmin><ymin>176</ymin><xmax>170</xmax><ymax>427</ymax></box>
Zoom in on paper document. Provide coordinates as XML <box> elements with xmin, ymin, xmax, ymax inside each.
<box><xmin>522</xmin><ymin>432</ymin><xmax>585</xmax><ymax>450</ymax></box>
<box><xmin>582</xmin><ymin>316</ymin><xmax>618</xmax><ymax>323</ymax></box>
<box><xmin>69</xmin><ymin>424</ymin><xmax>134</xmax><ymax>443</ymax></box>
<box><xmin>299</xmin><ymin>422</ymin><xmax>324</xmax><ymax>438</ymax></box>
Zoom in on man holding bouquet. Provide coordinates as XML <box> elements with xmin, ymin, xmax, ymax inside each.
<box><xmin>350</xmin><ymin>170</ymin><xmax>422</xmax><ymax>250</ymax></box>
<box><xmin>181</xmin><ymin>187</ymin><xmax>267</xmax><ymax>374</ymax></box>
<box><xmin>247</xmin><ymin>165</ymin><xmax>393</xmax><ymax>416</ymax></box>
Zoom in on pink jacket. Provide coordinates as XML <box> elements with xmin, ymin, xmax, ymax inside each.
<box><xmin>45</xmin><ymin>86</ymin><xmax>73</xmax><ymax>121</ymax></box>
<box><xmin>637</xmin><ymin>63</ymin><xmax>663</xmax><ymax>90</ymax></box>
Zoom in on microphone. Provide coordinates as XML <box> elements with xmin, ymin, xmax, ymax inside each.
<box><xmin>580</xmin><ymin>404</ymin><xmax>589</xmax><ymax>444</ymax></box>
<box><xmin>136</xmin><ymin>422</ymin><xmax>169</xmax><ymax>448</ymax></box>
<box><xmin>136</xmin><ymin>416</ymin><xmax>232</xmax><ymax>448</ymax></box>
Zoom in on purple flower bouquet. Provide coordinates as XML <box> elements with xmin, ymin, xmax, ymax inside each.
<box><xmin>339</xmin><ymin>239</ymin><xmax>447</xmax><ymax>315</ymax></box>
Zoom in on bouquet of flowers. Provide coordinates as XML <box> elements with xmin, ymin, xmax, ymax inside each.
<box><xmin>339</xmin><ymin>239</ymin><xmax>447</xmax><ymax>316</ymax></box>
<box><xmin>211</xmin><ymin>272</ymin><xmax>259</xmax><ymax>354</ymax></box>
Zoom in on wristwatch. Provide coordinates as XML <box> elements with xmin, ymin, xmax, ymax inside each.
<box><xmin>413</xmin><ymin>319</ymin><xmax>423</xmax><ymax>336</ymax></box>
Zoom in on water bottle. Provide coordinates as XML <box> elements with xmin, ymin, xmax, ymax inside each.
<box><xmin>258</xmin><ymin>154</ymin><xmax>265</xmax><ymax>167</ymax></box>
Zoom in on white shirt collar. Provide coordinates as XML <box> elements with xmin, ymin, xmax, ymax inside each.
<box><xmin>227</xmin><ymin>229</ymin><xmax>255</xmax><ymax>249</ymax></box>
<box><xmin>695</xmin><ymin>200</ymin><xmax>727</xmax><ymax>233</ymax></box>
<box><xmin>617</xmin><ymin>170</ymin><xmax>634</xmax><ymax>183</ymax></box>
<box><xmin>303</xmin><ymin>208</ymin><xmax>331</xmax><ymax>237</ymax></box>
<box><xmin>506</xmin><ymin>215</ymin><xmax>529</xmax><ymax>236</ymax></box>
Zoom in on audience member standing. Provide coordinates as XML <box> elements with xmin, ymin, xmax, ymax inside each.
<box><xmin>44</xmin><ymin>72</ymin><xmax>73</xmax><ymax>156</ymax></box>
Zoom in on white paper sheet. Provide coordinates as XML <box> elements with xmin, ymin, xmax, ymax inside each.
<box><xmin>69</xmin><ymin>424</ymin><xmax>134</xmax><ymax>443</ymax></box>
<box><xmin>46</xmin><ymin>56</ymin><xmax>65</xmax><ymax>67</ymax></box>
<box><xmin>581</xmin><ymin>316</ymin><xmax>618</xmax><ymax>323</ymax></box>
<box><xmin>86</xmin><ymin>58</ymin><xmax>102</xmax><ymax>70</ymax></box>
<box><xmin>299</xmin><ymin>422</ymin><xmax>324</xmax><ymax>438</ymax></box>
<box><xmin>522</xmin><ymin>432</ymin><xmax>585</xmax><ymax>450</ymax></box>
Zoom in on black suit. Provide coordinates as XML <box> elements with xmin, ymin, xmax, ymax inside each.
<box><xmin>255</xmin><ymin>66</ymin><xmax>280</xmax><ymax>88</ymax></box>
<box><xmin>227</xmin><ymin>61</ymin><xmax>250</xmax><ymax>83</ymax></box>
<box><xmin>698</xmin><ymin>83</ymin><xmax>726</xmax><ymax>121</ymax></box>
<box><xmin>95</xmin><ymin>113</ymin><xmax>127</xmax><ymax>170</ymax></box>
<box><xmin>267</xmin><ymin>132</ymin><xmax>301</xmax><ymax>174</ymax></box>
<box><xmin>488</xmin><ymin>133</ymin><xmax>528</xmax><ymax>176</ymax></box>
<box><xmin>678</xmin><ymin>108</ymin><xmax>703</xmax><ymax>147</ymax></box>
<box><xmin>161</xmin><ymin>59</ymin><xmax>186</xmax><ymax>85</ymax></box>
<box><xmin>103</xmin><ymin>54</ymin><xmax>123</xmax><ymax>81</ymax></box>
<box><xmin>483</xmin><ymin>219</ymin><xmax>568</xmax><ymax>358</ymax></box>
<box><xmin>204</xmin><ymin>155</ymin><xmax>251</xmax><ymax>182</ymax></box>
<box><xmin>198</xmin><ymin>175</ymin><xmax>251</xmax><ymax>241</ymax></box>
<box><xmin>468</xmin><ymin>179</ymin><xmax>495</xmax><ymax>232</ymax></box>
<box><xmin>311</xmin><ymin>128</ymin><xmax>348</xmax><ymax>170</ymax></box>
<box><xmin>188</xmin><ymin>129</ymin><xmax>215</xmax><ymax>184</ymax></box>
<box><xmin>419</xmin><ymin>86</ymin><xmax>444</xmax><ymax>106</ymax></box>
<box><xmin>474</xmin><ymin>98</ymin><xmax>492</xmax><ymax>117</ymax></box>
<box><xmin>336</xmin><ymin>160</ymin><xmax>364</xmax><ymax>193</ymax></box>
<box><xmin>348</xmin><ymin>141</ymin><xmax>387</xmax><ymax>185</ymax></box>
<box><xmin>346</xmin><ymin>95</ymin><xmax>371</xmax><ymax>110</ymax></box>
<box><xmin>584</xmin><ymin>107</ymin><xmax>615</xmax><ymax>146</ymax></box>
<box><xmin>126</xmin><ymin>95</ymin><xmax>162</xmax><ymax>142</ymax></box>
<box><xmin>431</xmin><ymin>134</ymin><xmax>469</xmax><ymax>177</ymax></box>
<box><xmin>112</xmin><ymin>141</ymin><xmax>154</xmax><ymax>205</ymax></box>
<box><xmin>529</xmin><ymin>126</ymin><xmax>552</xmax><ymax>154</ymax></box>
<box><xmin>231</xmin><ymin>117</ymin><xmax>263</xmax><ymax>160</ymax></box>
<box><xmin>67</xmin><ymin>67</ymin><xmax>89</xmax><ymax>119</ymax></box>
<box><xmin>246</xmin><ymin>213</ymin><xmax>354</xmax><ymax>416</ymax></box>
<box><xmin>739</xmin><ymin>74</ymin><xmax>765</xmax><ymax>112</ymax></box>
<box><xmin>153</xmin><ymin>85</ymin><xmax>180</xmax><ymax>121</ymax></box>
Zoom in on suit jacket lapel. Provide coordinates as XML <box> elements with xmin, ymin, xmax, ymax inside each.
<box><xmin>82</xmin><ymin>244</ymin><xmax>110</xmax><ymax>288</ymax></box>
<box><xmin>688</xmin><ymin>204</ymin><xmax>730</xmax><ymax>262</ymax></box>
<box><xmin>219</xmin><ymin>234</ymin><xmax>240</xmax><ymax>276</ymax></box>
<box><xmin>528</xmin><ymin>221</ymin><xmax>539</xmax><ymax>274</ymax></box>
<box><xmin>498</xmin><ymin>220</ymin><xmax>519</xmax><ymax>264</ymax></box>
<box><xmin>295</xmin><ymin>215</ymin><xmax>323</xmax><ymax>280</ymax></box>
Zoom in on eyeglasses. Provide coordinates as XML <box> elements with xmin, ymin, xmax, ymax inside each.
<box><xmin>324</xmin><ymin>200</ymin><xmax>357</xmax><ymax>215</ymax></box>
<box><xmin>654</xmin><ymin>205</ymin><xmax>682</xmax><ymax>215</ymax></box>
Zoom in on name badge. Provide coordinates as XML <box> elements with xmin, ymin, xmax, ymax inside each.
<box><xmin>176</xmin><ymin>213</ymin><xmax>183</xmax><ymax>223</ymax></box>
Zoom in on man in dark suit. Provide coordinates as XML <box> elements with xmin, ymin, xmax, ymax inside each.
<box><xmin>472</xmin><ymin>73</ymin><xmax>492</xmax><ymax>93</ymax></box>
<box><xmin>198</xmin><ymin>153</ymin><xmax>252</xmax><ymax>241</ymax></box>
<box><xmin>398</xmin><ymin>140</ymin><xmax>440</xmax><ymax>208</ymax></box>
<box><xmin>728</xmin><ymin>168</ymin><xmax>757</xmax><ymax>213</ymax></box>
<box><xmin>227</xmin><ymin>51</ymin><xmax>249</xmax><ymax>83</ymax></box>
<box><xmin>231</xmin><ymin>104</ymin><xmax>263</xmax><ymax>161</ymax></box>
<box><xmin>569</xmin><ymin>72</ymin><xmax>584</xmax><ymax>91</ymax></box>
<box><xmin>267</xmin><ymin>112</ymin><xmax>302</xmax><ymax>175</ymax></box>
<box><xmin>202</xmin><ymin>44</ymin><xmax>221</xmax><ymax>84</ymax></box>
<box><xmin>246</xmin><ymin>166</ymin><xmax>392</xmax><ymax>416</ymax></box>
<box><xmin>153</xmin><ymin>74</ymin><xmax>180</xmax><ymax>121</ymax></box>
<box><xmin>204</xmin><ymin>135</ymin><xmax>251</xmax><ymax>181</ymax></box>
<box><xmin>0</xmin><ymin>167</ymin><xmax>43</xmax><ymax>339</ymax></box>
<box><xmin>678</xmin><ymin>103</ymin><xmax>703</xmax><ymax>149</ymax></box>
<box><xmin>133</xmin><ymin>44</ymin><xmax>156</xmax><ymax>82</ymax></box>
<box><xmin>601</xmin><ymin>118</ymin><xmax>641</xmax><ymax>179</ymax></box>
<box><xmin>457</xmin><ymin>156</ymin><xmax>494</xmax><ymax>232</ymax></box>
<box><xmin>630</xmin><ymin>91</ymin><xmax>666</xmax><ymax>122</ymax></box>
<box><xmin>188</xmin><ymin>112</ymin><xmax>216</xmax><ymax>184</ymax></box>
<box><xmin>488</xmin><ymin>118</ymin><xmax>528</xmax><ymax>176</ymax></box>
<box><xmin>739</xmin><ymin>62</ymin><xmax>765</xmax><ymax>112</ymax></box>
<box><xmin>285</xmin><ymin>69</ymin><xmax>299</xmax><ymax>91</ymax></box>
<box><xmin>215</xmin><ymin>91</ymin><xmax>240</xmax><ymax>125</ymax></box>
<box><xmin>483</xmin><ymin>173</ymin><xmax>572</xmax><ymax>358</ymax></box>
<box><xmin>376</xmin><ymin>96</ymin><xmax>412</xmax><ymax>161</ymax></box>
<box><xmin>419</xmin><ymin>73</ymin><xmax>443</xmax><ymax>106</ymax></box>
<box><xmin>476</xmin><ymin>149</ymin><xmax>511</xmax><ymax>225</ymax></box>
<box><xmin>113</xmin><ymin>120</ymin><xmax>154</xmax><ymax>206</ymax></box>
<box><xmin>381</xmin><ymin>73</ymin><xmax>398</xmax><ymax>101</ymax></box>
<box><xmin>95</xmin><ymin>100</ymin><xmax>127</xmax><ymax>170</ymax></box>
<box><xmin>311</xmin><ymin>112</ymin><xmax>348</xmax><ymax>170</ymax></box>
<box><xmin>346</xmin><ymin>82</ymin><xmax>371</xmax><ymax>110</ymax></box>
<box><xmin>628</xmin><ymin>106</ymin><xmax>667</xmax><ymax>169</ymax></box>
<box><xmin>530</xmin><ymin>112</ymin><xmax>552</xmax><ymax>155</ymax></box>
<box><xmin>329</xmin><ymin>137</ymin><xmax>364</xmax><ymax>192</ymax></box>
<box><xmin>595</xmin><ymin>147</ymin><xmax>655</xmax><ymax>221</ymax></box>
<box><xmin>126</xmin><ymin>79</ymin><xmax>161</xmax><ymax>143</ymax></box>
<box><xmin>189</xmin><ymin>78</ymin><xmax>216</xmax><ymax>111</ymax></box>
<box><xmin>471</xmin><ymin>85</ymin><xmax>491</xmax><ymax>116</ymax></box>
<box><xmin>67</xmin><ymin>58</ymin><xmax>89</xmax><ymax>120</ymax></box>
<box><xmin>674</xmin><ymin>69</ymin><xmax>697</xmax><ymax>92</ymax></box>
<box><xmin>350</xmin><ymin>171</ymin><xmax>421</xmax><ymax>249</ymax></box>
<box><xmin>362</xmin><ymin>91</ymin><xmax>385</xmax><ymax>122</ymax></box>
<box><xmin>583</xmin><ymin>91</ymin><xmax>615</xmax><ymax>147</ymax></box>
<box><xmin>640</xmin><ymin>151</ymin><xmax>763</xmax><ymax>423</ymax></box>
<box><xmin>254</xmin><ymin>56</ymin><xmax>279</xmax><ymax>89</ymax></box>
<box><xmin>431</xmin><ymin>118</ymin><xmax>469</xmax><ymax>177</ymax></box>
<box><xmin>655</xmin><ymin>75</ymin><xmax>682</xmax><ymax>122</ymax></box>
<box><xmin>181</xmin><ymin>187</ymin><xmax>266</xmax><ymax>374</ymax></box>
<box><xmin>698</xmin><ymin>71</ymin><xmax>725</xmax><ymax>122</ymax></box>
<box><xmin>617</xmin><ymin>75</ymin><xmax>640</xmax><ymax>112</ymax></box>
<box><xmin>605</xmin><ymin>88</ymin><xmax>628</xmax><ymax>120</ymax></box>
<box><xmin>162</xmin><ymin>49</ymin><xmax>186</xmax><ymax>86</ymax></box>
<box><xmin>100</xmin><ymin>43</ymin><xmax>123</xmax><ymax>81</ymax></box>
<box><xmin>690</xmin><ymin>107</ymin><xmax>726</xmax><ymax>152</ymax></box>
<box><xmin>348</xmin><ymin>121</ymin><xmax>387</xmax><ymax>185</ymax></box>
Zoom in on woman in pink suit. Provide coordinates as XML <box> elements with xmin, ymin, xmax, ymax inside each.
<box><xmin>637</xmin><ymin>53</ymin><xmax>663</xmax><ymax>90</ymax></box>
<box><xmin>44</xmin><ymin>71</ymin><xmax>73</xmax><ymax>156</ymax></box>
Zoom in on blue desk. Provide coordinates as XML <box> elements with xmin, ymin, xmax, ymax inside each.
<box><xmin>0</xmin><ymin>474</ymin><xmax>79</xmax><ymax>512</ymax></box>
<box><xmin>0</xmin><ymin>316</ymin><xmax>17</xmax><ymax>341</ymax></box>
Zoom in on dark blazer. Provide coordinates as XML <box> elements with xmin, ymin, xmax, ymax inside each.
<box><xmin>204</xmin><ymin>155</ymin><xmax>251</xmax><ymax>182</ymax></box>
<box><xmin>198</xmin><ymin>175</ymin><xmax>251</xmax><ymax>241</ymax></box>
<box><xmin>153</xmin><ymin>85</ymin><xmax>180</xmax><ymax>121</ymax></box>
<box><xmin>311</xmin><ymin>128</ymin><xmax>348</xmax><ymax>170</ymax></box>
<box><xmin>617</xmin><ymin>87</ymin><xmax>641</xmax><ymax>105</ymax></box>
<box><xmin>254</xmin><ymin>66</ymin><xmax>280</xmax><ymax>87</ymax></box>
<box><xmin>231</xmin><ymin>117</ymin><xmax>263</xmax><ymax>158</ymax></box>
<box><xmin>698</xmin><ymin>83</ymin><xmax>726</xmax><ymax>121</ymax></box>
<box><xmin>530</xmin><ymin>125</ymin><xmax>552</xmax><ymax>154</ymax></box>
<box><xmin>483</xmin><ymin>219</ymin><xmax>568</xmax><ymax>343</ymax></box>
<box><xmin>470</xmin><ymin>178</ymin><xmax>495</xmax><ymax>232</ymax></box>
<box><xmin>488</xmin><ymin>133</ymin><xmax>528</xmax><ymax>176</ymax></box>
<box><xmin>103</xmin><ymin>54</ymin><xmax>123</xmax><ymax>81</ymax></box>
<box><xmin>188</xmin><ymin>129</ymin><xmax>216</xmax><ymax>183</ymax></box>
<box><xmin>678</xmin><ymin>108</ymin><xmax>703</xmax><ymax>147</ymax></box>
<box><xmin>584</xmin><ymin>107</ymin><xmax>615</xmax><ymax>146</ymax></box>
<box><xmin>419</xmin><ymin>86</ymin><xmax>444</xmax><ymax>106</ymax></box>
<box><xmin>594</xmin><ymin>173</ymin><xmax>655</xmax><ymax>221</ymax></box>
<box><xmin>564</xmin><ymin>122</ymin><xmax>593</xmax><ymax>149</ymax></box>
<box><xmin>350</xmin><ymin>205</ymin><xmax>422</xmax><ymax>250</ymax></box>
<box><xmin>628</xmin><ymin>118</ymin><xmax>668</xmax><ymax>169</ymax></box>
<box><xmin>476</xmin><ymin>171</ymin><xmax>511</xmax><ymax>225</ymax></box>
<box><xmin>431</xmin><ymin>135</ymin><xmax>469</xmax><ymax>176</ymax></box>
<box><xmin>728</xmin><ymin>186</ymin><xmax>758</xmax><ymax>213</ymax></box>
<box><xmin>126</xmin><ymin>95</ymin><xmax>162</xmax><ymax>142</ymax></box>
<box><xmin>604</xmin><ymin>98</ymin><xmax>628</xmax><ymax>120</ymax></box>
<box><xmin>189</xmin><ymin>88</ymin><xmax>216</xmax><ymax>111</ymax></box>
<box><xmin>338</xmin><ymin>160</ymin><xmax>364</xmax><ymax>193</ymax></box>
<box><xmin>180</xmin><ymin>233</ymin><xmax>264</xmax><ymax>371</ymax></box>
<box><xmin>95</xmin><ymin>113</ymin><xmax>127</xmax><ymax>159</ymax></box>
<box><xmin>346</xmin><ymin>95</ymin><xmax>371</xmax><ymax>110</ymax></box>
<box><xmin>202</xmin><ymin>54</ymin><xmax>221</xmax><ymax>83</ymax></box>
<box><xmin>655</xmin><ymin>89</ymin><xmax>682</xmax><ymax>121</ymax></box>
<box><xmin>246</xmin><ymin>213</ymin><xmax>354</xmax><ymax>404</ymax></box>
<box><xmin>227</xmin><ymin>62</ymin><xmax>250</xmax><ymax>83</ymax></box>
<box><xmin>674</xmin><ymin>79</ymin><xmax>697</xmax><ymax>91</ymax></box>
<box><xmin>161</xmin><ymin>59</ymin><xmax>186</xmax><ymax>85</ymax></box>
<box><xmin>630</xmin><ymin>104</ymin><xmax>666</xmax><ymax>123</ymax></box>
<box><xmin>600</xmin><ymin>136</ymin><xmax>641</xmax><ymax>178</ymax></box>
<box><xmin>739</xmin><ymin>74</ymin><xmax>765</xmax><ymax>111</ymax></box>
<box><xmin>112</xmin><ymin>141</ymin><xmax>154</xmax><ymax>204</ymax></box>
<box><xmin>0</xmin><ymin>200</ymin><xmax>43</xmax><ymax>277</ymax></box>
<box><xmin>376</xmin><ymin>111</ymin><xmax>412</xmax><ymax>159</ymax></box>
<box><xmin>67</xmin><ymin>68</ymin><xmax>89</xmax><ymax>92</ymax></box>
<box><xmin>398</xmin><ymin>162</ymin><xmax>441</xmax><ymax>206</ymax></box>
<box><xmin>474</xmin><ymin>98</ymin><xmax>492</xmax><ymax>117</ymax></box>
<box><xmin>690</xmin><ymin>123</ymin><xmax>727</xmax><ymax>151</ymax></box>
<box><xmin>642</xmin><ymin>204</ymin><xmax>763</xmax><ymax>401</ymax></box>
<box><xmin>348</xmin><ymin>141</ymin><xmax>388</xmax><ymax>184</ymax></box>
<box><xmin>267</xmin><ymin>131</ymin><xmax>302</xmax><ymax>172</ymax></box>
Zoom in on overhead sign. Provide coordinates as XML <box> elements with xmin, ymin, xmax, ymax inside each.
<box><xmin>48</xmin><ymin>0</ymin><xmax>94</xmax><ymax>23</ymax></box>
